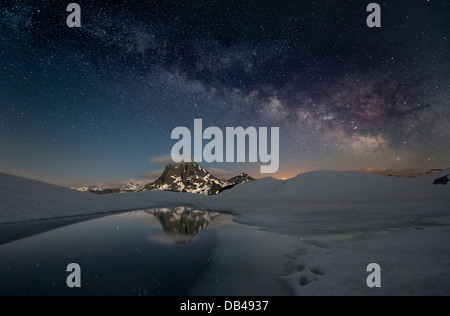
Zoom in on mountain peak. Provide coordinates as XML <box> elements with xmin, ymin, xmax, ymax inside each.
<box><xmin>120</xmin><ymin>182</ymin><xmax>142</xmax><ymax>193</ymax></box>
<box><xmin>141</xmin><ymin>162</ymin><xmax>230</xmax><ymax>195</ymax></box>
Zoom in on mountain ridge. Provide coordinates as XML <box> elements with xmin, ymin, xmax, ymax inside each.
<box><xmin>70</xmin><ymin>162</ymin><xmax>255</xmax><ymax>195</ymax></box>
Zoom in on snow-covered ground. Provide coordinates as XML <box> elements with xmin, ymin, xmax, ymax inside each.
<box><xmin>1</xmin><ymin>170</ymin><xmax>448</xmax><ymax>225</ymax></box>
<box><xmin>0</xmin><ymin>170</ymin><xmax>449</xmax><ymax>295</ymax></box>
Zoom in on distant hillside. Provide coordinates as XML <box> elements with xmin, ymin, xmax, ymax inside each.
<box><xmin>222</xmin><ymin>169</ymin><xmax>450</xmax><ymax>200</ymax></box>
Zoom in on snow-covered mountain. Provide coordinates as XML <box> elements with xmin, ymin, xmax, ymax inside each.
<box><xmin>70</xmin><ymin>183</ymin><xmax>142</xmax><ymax>194</ymax></box>
<box><xmin>120</xmin><ymin>182</ymin><xmax>143</xmax><ymax>193</ymax></box>
<box><xmin>69</xmin><ymin>163</ymin><xmax>252</xmax><ymax>195</ymax></box>
<box><xmin>228</xmin><ymin>173</ymin><xmax>256</xmax><ymax>185</ymax></box>
<box><xmin>69</xmin><ymin>185</ymin><xmax>103</xmax><ymax>193</ymax></box>
<box><xmin>69</xmin><ymin>185</ymin><xmax>120</xmax><ymax>195</ymax></box>
<box><xmin>140</xmin><ymin>162</ymin><xmax>234</xmax><ymax>195</ymax></box>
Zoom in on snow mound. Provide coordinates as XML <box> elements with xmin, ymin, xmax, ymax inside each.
<box><xmin>224</xmin><ymin>169</ymin><xmax>450</xmax><ymax>201</ymax></box>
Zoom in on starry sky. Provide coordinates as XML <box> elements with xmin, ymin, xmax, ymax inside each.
<box><xmin>0</xmin><ymin>0</ymin><xmax>449</xmax><ymax>187</ymax></box>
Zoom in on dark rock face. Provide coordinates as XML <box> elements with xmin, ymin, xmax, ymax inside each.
<box><xmin>140</xmin><ymin>162</ymin><xmax>230</xmax><ymax>195</ymax></box>
<box><xmin>91</xmin><ymin>188</ymin><xmax>121</xmax><ymax>195</ymax></box>
<box><xmin>433</xmin><ymin>175</ymin><xmax>449</xmax><ymax>186</ymax></box>
<box><xmin>228</xmin><ymin>173</ymin><xmax>256</xmax><ymax>185</ymax></box>
<box><xmin>146</xmin><ymin>207</ymin><xmax>219</xmax><ymax>244</ymax></box>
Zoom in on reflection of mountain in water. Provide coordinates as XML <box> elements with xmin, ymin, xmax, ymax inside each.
<box><xmin>146</xmin><ymin>207</ymin><xmax>219</xmax><ymax>244</ymax></box>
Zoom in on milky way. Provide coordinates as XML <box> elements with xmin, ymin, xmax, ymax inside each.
<box><xmin>0</xmin><ymin>0</ymin><xmax>449</xmax><ymax>185</ymax></box>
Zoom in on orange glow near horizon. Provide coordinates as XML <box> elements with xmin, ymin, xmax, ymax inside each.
<box><xmin>263</xmin><ymin>167</ymin><xmax>436</xmax><ymax>180</ymax></box>
<box><xmin>262</xmin><ymin>167</ymin><xmax>393</xmax><ymax>181</ymax></box>
<box><xmin>262</xmin><ymin>170</ymin><xmax>303</xmax><ymax>181</ymax></box>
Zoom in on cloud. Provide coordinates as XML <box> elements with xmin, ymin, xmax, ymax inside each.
<box><xmin>149</xmin><ymin>154</ymin><xmax>176</xmax><ymax>165</ymax></box>
<box><xmin>209</xmin><ymin>168</ymin><xmax>234</xmax><ymax>180</ymax></box>
<box><xmin>145</xmin><ymin>165</ymin><xmax>233</xmax><ymax>180</ymax></box>
<box><xmin>149</xmin><ymin>155</ymin><xmax>234</xmax><ymax>179</ymax></box>
<box><xmin>150</xmin><ymin>153</ymin><xmax>193</xmax><ymax>165</ymax></box>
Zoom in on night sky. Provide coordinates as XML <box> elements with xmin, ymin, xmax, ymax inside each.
<box><xmin>0</xmin><ymin>0</ymin><xmax>449</xmax><ymax>186</ymax></box>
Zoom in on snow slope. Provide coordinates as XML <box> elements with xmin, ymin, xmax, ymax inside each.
<box><xmin>0</xmin><ymin>172</ymin><xmax>197</xmax><ymax>223</ymax></box>
<box><xmin>223</xmin><ymin>169</ymin><xmax>450</xmax><ymax>201</ymax></box>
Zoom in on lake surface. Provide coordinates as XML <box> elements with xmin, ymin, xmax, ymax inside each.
<box><xmin>0</xmin><ymin>207</ymin><xmax>293</xmax><ymax>296</ymax></box>
<box><xmin>2</xmin><ymin>205</ymin><xmax>445</xmax><ymax>296</ymax></box>
<box><xmin>0</xmin><ymin>207</ymin><xmax>230</xmax><ymax>296</ymax></box>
